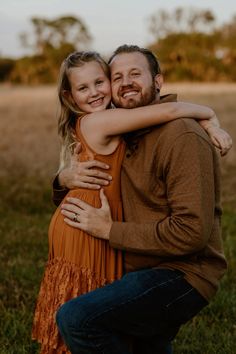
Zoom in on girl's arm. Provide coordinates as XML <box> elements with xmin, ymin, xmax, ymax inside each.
<box><xmin>82</xmin><ymin>101</ymin><xmax>215</xmax><ymax>138</ymax></box>
<box><xmin>81</xmin><ymin>101</ymin><xmax>232</xmax><ymax>154</ymax></box>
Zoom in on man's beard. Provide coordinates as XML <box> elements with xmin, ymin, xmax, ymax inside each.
<box><xmin>113</xmin><ymin>82</ymin><xmax>157</xmax><ymax>109</ymax></box>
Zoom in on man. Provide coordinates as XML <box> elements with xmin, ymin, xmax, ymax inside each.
<box><xmin>54</xmin><ymin>45</ymin><xmax>227</xmax><ymax>354</ymax></box>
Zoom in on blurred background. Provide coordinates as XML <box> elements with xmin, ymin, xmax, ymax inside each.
<box><xmin>0</xmin><ymin>1</ymin><xmax>236</xmax><ymax>353</ymax></box>
<box><xmin>1</xmin><ymin>0</ymin><xmax>236</xmax><ymax>83</ymax></box>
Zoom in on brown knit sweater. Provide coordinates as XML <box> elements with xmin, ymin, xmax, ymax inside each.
<box><xmin>110</xmin><ymin>112</ymin><xmax>226</xmax><ymax>301</ymax></box>
<box><xmin>53</xmin><ymin>95</ymin><xmax>227</xmax><ymax>301</ymax></box>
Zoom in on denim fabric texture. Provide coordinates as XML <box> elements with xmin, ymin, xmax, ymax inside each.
<box><xmin>56</xmin><ymin>268</ymin><xmax>207</xmax><ymax>354</ymax></box>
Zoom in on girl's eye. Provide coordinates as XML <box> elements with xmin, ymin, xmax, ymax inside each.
<box><xmin>132</xmin><ymin>72</ymin><xmax>140</xmax><ymax>77</ymax></box>
<box><xmin>96</xmin><ymin>80</ymin><xmax>103</xmax><ymax>85</ymax></box>
<box><xmin>78</xmin><ymin>86</ymin><xmax>86</xmax><ymax>91</ymax></box>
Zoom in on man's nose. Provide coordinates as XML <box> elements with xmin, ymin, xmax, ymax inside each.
<box><xmin>121</xmin><ymin>75</ymin><xmax>132</xmax><ymax>86</ymax></box>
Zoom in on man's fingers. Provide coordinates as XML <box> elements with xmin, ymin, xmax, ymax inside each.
<box><xmin>82</xmin><ymin>175</ymin><xmax>111</xmax><ymax>185</ymax></box>
<box><xmin>84</xmin><ymin>160</ymin><xmax>110</xmax><ymax>170</ymax></box>
<box><xmin>71</xmin><ymin>142</ymin><xmax>82</xmax><ymax>162</ymax></box>
<box><xmin>71</xmin><ymin>176</ymin><xmax>109</xmax><ymax>188</ymax></box>
<box><xmin>61</xmin><ymin>209</ymin><xmax>80</xmax><ymax>221</ymax></box>
<box><xmin>61</xmin><ymin>202</ymin><xmax>83</xmax><ymax>215</ymax></box>
<box><xmin>86</xmin><ymin>169</ymin><xmax>112</xmax><ymax>181</ymax></box>
<box><xmin>73</xmin><ymin>142</ymin><xmax>82</xmax><ymax>155</ymax></box>
<box><xmin>100</xmin><ymin>189</ymin><xmax>110</xmax><ymax>209</ymax></box>
<box><xmin>100</xmin><ymin>188</ymin><xmax>107</xmax><ymax>201</ymax></box>
<box><xmin>64</xmin><ymin>217</ymin><xmax>89</xmax><ymax>232</ymax></box>
<box><xmin>64</xmin><ymin>217</ymin><xmax>81</xmax><ymax>228</ymax></box>
<box><xmin>65</xmin><ymin>197</ymin><xmax>92</xmax><ymax>210</ymax></box>
<box><xmin>76</xmin><ymin>181</ymin><xmax>102</xmax><ymax>190</ymax></box>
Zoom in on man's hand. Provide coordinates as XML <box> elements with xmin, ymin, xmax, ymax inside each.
<box><xmin>61</xmin><ymin>189</ymin><xmax>113</xmax><ymax>240</ymax></box>
<box><xmin>58</xmin><ymin>143</ymin><xmax>112</xmax><ymax>190</ymax></box>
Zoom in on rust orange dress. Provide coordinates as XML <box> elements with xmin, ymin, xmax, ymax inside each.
<box><xmin>32</xmin><ymin>119</ymin><xmax>125</xmax><ymax>354</ymax></box>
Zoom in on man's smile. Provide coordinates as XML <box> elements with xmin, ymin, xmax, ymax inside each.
<box><xmin>122</xmin><ymin>91</ymin><xmax>139</xmax><ymax>98</ymax></box>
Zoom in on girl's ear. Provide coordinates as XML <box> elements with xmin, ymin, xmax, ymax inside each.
<box><xmin>63</xmin><ymin>89</ymin><xmax>74</xmax><ymax>104</ymax></box>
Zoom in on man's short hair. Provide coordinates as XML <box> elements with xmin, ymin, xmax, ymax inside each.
<box><xmin>108</xmin><ymin>44</ymin><xmax>162</xmax><ymax>78</ymax></box>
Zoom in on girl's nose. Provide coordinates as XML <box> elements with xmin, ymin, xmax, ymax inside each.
<box><xmin>90</xmin><ymin>86</ymin><xmax>99</xmax><ymax>97</ymax></box>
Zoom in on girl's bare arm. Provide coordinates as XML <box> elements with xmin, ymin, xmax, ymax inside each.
<box><xmin>83</xmin><ymin>101</ymin><xmax>215</xmax><ymax>139</ymax></box>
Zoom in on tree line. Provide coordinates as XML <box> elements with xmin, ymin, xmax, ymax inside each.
<box><xmin>1</xmin><ymin>8</ymin><xmax>236</xmax><ymax>83</ymax></box>
<box><xmin>148</xmin><ymin>8</ymin><xmax>236</xmax><ymax>81</ymax></box>
<box><xmin>0</xmin><ymin>15</ymin><xmax>91</xmax><ymax>84</ymax></box>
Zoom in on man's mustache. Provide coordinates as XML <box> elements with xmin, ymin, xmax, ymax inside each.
<box><xmin>118</xmin><ymin>84</ymin><xmax>140</xmax><ymax>96</ymax></box>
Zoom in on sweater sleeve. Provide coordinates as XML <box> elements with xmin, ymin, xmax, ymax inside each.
<box><xmin>109</xmin><ymin>132</ymin><xmax>216</xmax><ymax>257</ymax></box>
<box><xmin>52</xmin><ymin>175</ymin><xmax>69</xmax><ymax>206</ymax></box>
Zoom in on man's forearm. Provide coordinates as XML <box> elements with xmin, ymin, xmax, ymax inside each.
<box><xmin>52</xmin><ymin>175</ymin><xmax>69</xmax><ymax>206</ymax></box>
<box><xmin>109</xmin><ymin>213</ymin><xmax>211</xmax><ymax>257</ymax></box>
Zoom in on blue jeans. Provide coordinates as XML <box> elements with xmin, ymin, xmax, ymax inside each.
<box><xmin>56</xmin><ymin>268</ymin><xmax>207</xmax><ymax>354</ymax></box>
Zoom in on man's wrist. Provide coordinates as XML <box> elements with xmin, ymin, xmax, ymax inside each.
<box><xmin>108</xmin><ymin>221</ymin><xmax>124</xmax><ymax>249</ymax></box>
<box><xmin>104</xmin><ymin>220</ymin><xmax>113</xmax><ymax>240</ymax></box>
<box><xmin>53</xmin><ymin>174</ymin><xmax>68</xmax><ymax>191</ymax></box>
<box><xmin>58</xmin><ymin>169</ymin><xmax>67</xmax><ymax>188</ymax></box>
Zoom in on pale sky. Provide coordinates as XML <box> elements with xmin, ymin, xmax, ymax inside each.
<box><xmin>0</xmin><ymin>0</ymin><xmax>235</xmax><ymax>58</ymax></box>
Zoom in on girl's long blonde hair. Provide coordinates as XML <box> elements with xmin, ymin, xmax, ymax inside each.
<box><xmin>57</xmin><ymin>51</ymin><xmax>110</xmax><ymax>171</ymax></box>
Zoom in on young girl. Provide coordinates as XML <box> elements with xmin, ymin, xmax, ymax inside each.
<box><xmin>32</xmin><ymin>51</ymin><xmax>229</xmax><ymax>354</ymax></box>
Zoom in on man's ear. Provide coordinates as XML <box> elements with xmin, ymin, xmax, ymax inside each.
<box><xmin>154</xmin><ymin>74</ymin><xmax>164</xmax><ymax>92</ymax></box>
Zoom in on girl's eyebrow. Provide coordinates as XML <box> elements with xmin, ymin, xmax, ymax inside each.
<box><xmin>76</xmin><ymin>83</ymin><xmax>86</xmax><ymax>89</ymax></box>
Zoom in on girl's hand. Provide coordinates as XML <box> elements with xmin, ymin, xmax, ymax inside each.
<box><xmin>199</xmin><ymin>117</ymin><xmax>232</xmax><ymax>156</ymax></box>
<box><xmin>204</xmin><ymin>125</ymin><xmax>232</xmax><ymax>156</ymax></box>
<box><xmin>209</xmin><ymin>126</ymin><xmax>232</xmax><ymax>156</ymax></box>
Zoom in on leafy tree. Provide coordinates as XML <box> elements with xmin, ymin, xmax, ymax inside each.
<box><xmin>148</xmin><ymin>7</ymin><xmax>236</xmax><ymax>81</ymax></box>
<box><xmin>0</xmin><ymin>58</ymin><xmax>15</xmax><ymax>82</ymax></box>
<box><xmin>20</xmin><ymin>15</ymin><xmax>92</xmax><ymax>56</ymax></box>
<box><xmin>149</xmin><ymin>32</ymin><xmax>229</xmax><ymax>81</ymax></box>
<box><xmin>148</xmin><ymin>7</ymin><xmax>215</xmax><ymax>40</ymax></box>
<box><xmin>11</xmin><ymin>15</ymin><xmax>92</xmax><ymax>84</ymax></box>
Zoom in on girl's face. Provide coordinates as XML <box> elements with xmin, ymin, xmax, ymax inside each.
<box><xmin>68</xmin><ymin>61</ymin><xmax>111</xmax><ymax>113</ymax></box>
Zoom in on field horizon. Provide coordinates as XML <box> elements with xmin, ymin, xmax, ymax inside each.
<box><xmin>1</xmin><ymin>82</ymin><xmax>235</xmax><ymax>203</ymax></box>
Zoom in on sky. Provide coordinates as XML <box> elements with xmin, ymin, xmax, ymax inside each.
<box><xmin>0</xmin><ymin>0</ymin><xmax>235</xmax><ymax>58</ymax></box>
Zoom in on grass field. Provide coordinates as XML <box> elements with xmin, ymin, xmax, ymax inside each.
<box><xmin>0</xmin><ymin>84</ymin><xmax>236</xmax><ymax>353</ymax></box>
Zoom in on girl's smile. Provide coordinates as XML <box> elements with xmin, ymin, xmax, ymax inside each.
<box><xmin>68</xmin><ymin>61</ymin><xmax>111</xmax><ymax>113</ymax></box>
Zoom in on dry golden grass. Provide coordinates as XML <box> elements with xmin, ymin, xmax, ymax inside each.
<box><xmin>0</xmin><ymin>84</ymin><xmax>60</xmax><ymax>178</ymax></box>
<box><xmin>0</xmin><ymin>83</ymin><xmax>235</xmax><ymax>203</ymax></box>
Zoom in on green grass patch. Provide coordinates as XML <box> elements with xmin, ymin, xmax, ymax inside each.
<box><xmin>0</xmin><ymin>177</ymin><xmax>235</xmax><ymax>353</ymax></box>
<box><xmin>173</xmin><ymin>207</ymin><xmax>236</xmax><ymax>353</ymax></box>
<box><xmin>0</xmin><ymin>177</ymin><xmax>54</xmax><ymax>354</ymax></box>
